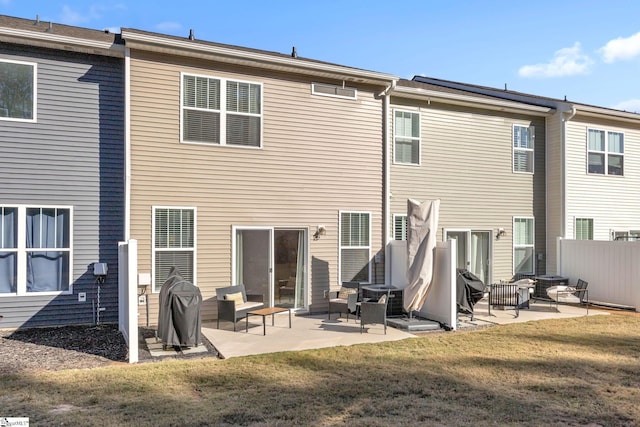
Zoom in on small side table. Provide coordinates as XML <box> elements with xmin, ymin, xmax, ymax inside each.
<box><xmin>246</xmin><ymin>307</ymin><xmax>292</xmax><ymax>335</ymax></box>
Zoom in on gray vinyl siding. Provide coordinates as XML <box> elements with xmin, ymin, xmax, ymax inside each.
<box><xmin>0</xmin><ymin>45</ymin><xmax>124</xmax><ymax>328</ymax></box>
<box><xmin>389</xmin><ymin>97</ymin><xmax>546</xmax><ymax>282</ymax></box>
<box><xmin>565</xmin><ymin>115</ymin><xmax>640</xmax><ymax>241</ymax></box>
<box><xmin>545</xmin><ymin>112</ymin><xmax>563</xmax><ymax>274</ymax></box>
<box><xmin>129</xmin><ymin>51</ymin><xmax>385</xmax><ymax>325</ymax></box>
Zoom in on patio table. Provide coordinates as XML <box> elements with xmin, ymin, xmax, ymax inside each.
<box><xmin>246</xmin><ymin>307</ymin><xmax>291</xmax><ymax>335</ymax></box>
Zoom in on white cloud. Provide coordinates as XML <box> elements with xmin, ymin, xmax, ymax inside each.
<box><xmin>155</xmin><ymin>22</ymin><xmax>182</xmax><ymax>32</ymax></box>
<box><xmin>599</xmin><ymin>32</ymin><xmax>640</xmax><ymax>63</ymax></box>
<box><xmin>613</xmin><ymin>99</ymin><xmax>640</xmax><ymax>113</ymax></box>
<box><xmin>518</xmin><ymin>42</ymin><xmax>593</xmax><ymax>78</ymax></box>
<box><xmin>59</xmin><ymin>5</ymin><xmax>97</xmax><ymax>25</ymax></box>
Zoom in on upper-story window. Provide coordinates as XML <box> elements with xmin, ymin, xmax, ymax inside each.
<box><xmin>0</xmin><ymin>59</ymin><xmax>36</xmax><ymax>122</ymax></box>
<box><xmin>394</xmin><ymin>110</ymin><xmax>420</xmax><ymax>165</ymax></box>
<box><xmin>181</xmin><ymin>73</ymin><xmax>262</xmax><ymax>147</ymax></box>
<box><xmin>513</xmin><ymin>125</ymin><xmax>534</xmax><ymax>173</ymax></box>
<box><xmin>588</xmin><ymin>129</ymin><xmax>623</xmax><ymax>175</ymax></box>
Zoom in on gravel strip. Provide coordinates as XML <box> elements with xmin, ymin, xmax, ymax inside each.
<box><xmin>0</xmin><ymin>324</ymin><xmax>218</xmax><ymax>375</ymax></box>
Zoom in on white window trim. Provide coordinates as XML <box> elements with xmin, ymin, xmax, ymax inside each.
<box><xmin>0</xmin><ymin>205</ymin><xmax>73</xmax><ymax>297</ymax></box>
<box><xmin>512</xmin><ymin>124</ymin><xmax>534</xmax><ymax>174</ymax></box>
<box><xmin>151</xmin><ymin>206</ymin><xmax>197</xmax><ymax>293</ymax></box>
<box><xmin>393</xmin><ymin>214</ymin><xmax>407</xmax><ymax>241</ymax></box>
<box><xmin>0</xmin><ymin>58</ymin><xmax>37</xmax><ymax>123</ymax></box>
<box><xmin>179</xmin><ymin>72</ymin><xmax>263</xmax><ymax>149</ymax></box>
<box><xmin>512</xmin><ymin>216</ymin><xmax>535</xmax><ymax>275</ymax></box>
<box><xmin>574</xmin><ymin>217</ymin><xmax>594</xmax><ymax>240</ymax></box>
<box><xmin>339</xmin><ymin>210</ymin><xmax>372</xmax><ymax>284</ymax></box>
<box><xmin>311</xmin><ymin>82</ymin><xmax>357</xmax><ymax>100</ymax></box>
<box><xmin>393</xmin><ymin>109</ymin><xmax>421</xmax><ymax>166</ymax></box>
<box><xmin>611</xmin><ymin>229</ymin><xmax>640</xmax><ymax>241</ymax></box>
<box><xmin>586</xmin><ymin>127</ymin><xmax>624</xmax><ymax>176</ymax></box>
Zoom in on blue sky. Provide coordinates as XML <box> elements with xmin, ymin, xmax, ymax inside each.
<box><xmin>3</xmin><ymin>1</ymin><xmax>640</xmax><ymax>112</ymax></box>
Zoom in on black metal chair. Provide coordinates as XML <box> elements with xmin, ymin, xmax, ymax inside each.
<box><xmin>574</xmin><ymin>279</ymin><xmax>589</xmax><ymax>304</ymax></box>
<box><xmin>488</xmin><ymin>283</ymin><xmax>521</xmax><ymax>318</ymax></box>
<box><xmin>360</xmin><ymin>292</ymin><xmax>388</xmax><ymax>334</ymax></box>
<box><xmin>327</xmin><ymin>281</ymin><xmax>360</xmax><ymax>321</ymax></box>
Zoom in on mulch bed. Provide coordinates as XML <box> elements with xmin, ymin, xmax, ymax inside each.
<box><xmin>0</xmin><ymin>323</ymin><xmax>219</xmax><ymax>375</ymax></box>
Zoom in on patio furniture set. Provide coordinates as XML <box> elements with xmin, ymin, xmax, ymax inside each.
<box><xmin>487</xmin><ymin>276</ymin><xmax>589</xmax><ymax>318</ymax></box>
<box><xmin>328</xmin><ymin>282</ymin><xmax>391</xmax><ymax>334</ymax></box>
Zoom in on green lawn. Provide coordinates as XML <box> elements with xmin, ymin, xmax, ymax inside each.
<box><xmin>1</xmin><ymin>313</ymin><xmax>639</xmax><ymax>426</ymax></box>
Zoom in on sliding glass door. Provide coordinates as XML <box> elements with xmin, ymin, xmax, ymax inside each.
<box><xmin>445</xmin><ymin>229</ymin><xmax>492</xmax><ymax>286</ymax></box>
<box><xmin>234</xmin><ymin>227</ymin><xmax>307</xmax><ymax>310</ymax></box>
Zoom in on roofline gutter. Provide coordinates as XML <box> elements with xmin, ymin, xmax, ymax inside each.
<box><xmin>392</xmin><ymin>86</ymin><xmax>554</xmax><ymax>116</ymax></box>
<box><xmin>120</xmin><ymin>30</ymin><xmax>397</xmax><ymax>84</ymax></box>
<box><xmin>0</xmin><ymin>26</ymin><xmax>124</xmax><ymax>56</ymax></box>
<box><xmin>574</xmin><ymin>104</ymin><xmax>640</xmax><ymax>123</ymax></box>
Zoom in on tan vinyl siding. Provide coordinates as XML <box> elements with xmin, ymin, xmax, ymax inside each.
<box><xmin>565</xmin><ymin>115</ymin><xmax>640</xmax><ymax>241</ymax></box>
<box><xmin>129</xmin><ymin>51</ymin><xmax>384</xmax><ymax>325</ymax></box>
<box><xmin>545</xmin><ymin>112</ymin><xmax>563</xmax><ymax>274</ymax></box>
<box><xmin>389</xmin><ymin>98</ymin><xmax>546</xmax><ymax>282</ymax></box>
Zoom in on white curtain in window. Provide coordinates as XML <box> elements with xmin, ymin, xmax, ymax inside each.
<box><xmin>26</xmin><ymin>208</ymin><xmax>69</xmax><ymax>292</ymax></box>
<box><xmin>0</xmin><ymin>207</ymin><xmax>17</xmax><ymax>293</ymax></box>
<box><xmin>588</xmin><ymin>129</ymin><xmax>604</xmax><ymax>151</ymax></box>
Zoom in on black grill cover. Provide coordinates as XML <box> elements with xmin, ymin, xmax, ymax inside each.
<box><xmin>157</xmin><ymin>266</ymin><xmax>202</xmax><ymax>347</ymax></box>
<box><xmin>456</xmin><ymin>268</ymin><xmax>485</xmax><ymax>315</ymax></box>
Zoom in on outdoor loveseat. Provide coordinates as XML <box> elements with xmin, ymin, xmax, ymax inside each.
<box><xmin>216</xmin><ymin>284</ymin><xmax>264</xmax><ymax>331</ymax></box>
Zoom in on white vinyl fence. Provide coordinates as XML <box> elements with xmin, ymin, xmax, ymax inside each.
<box><xmin>118</xmin><ymin>239</ymin><xmax>139</xmax><ymax>363</ymax></box>
<box><xmin>558</xmin><ymin>238</ymin><xmax>640</xmax><ymax>311</ymax></box>
<box><xmin>388</xmin><ymin>239</ymin><xmax>456</xmax><ymax>329</ymax></box>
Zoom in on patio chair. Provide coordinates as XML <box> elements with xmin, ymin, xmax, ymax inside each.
<box><xmin>360</xmin><ymin>293</ymin><xmax>388</xmax><ymax>334</ymax></box>
<box><xmin>327</xmin><ymin>281</ymin><xmax>360</xmax><ymax>321</ymax></box>
<box><xmin>547</xmin><ymin>279</ymin><xmax>589</xmax><ymax>314</ymax></box>
<box><xmin>574</xmin><ymin>279</ymin><xmax>589</xmax><ymax>304</ymax></box>
<box><xmin>216</xmin><ymin>284</ymin><xmax>264</xmax><ymax>331</ymax></box>
<box><xmin>488</xmin><ymin>283</ymin><xmax>521</xmax><ymax>318</ymax></box>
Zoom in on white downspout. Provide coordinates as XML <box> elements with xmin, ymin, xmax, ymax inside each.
<box><xmin>124</xmin><ymin>47</ymin><xmax>131</xmax><ymax>241</ymax></box>
<box><xmin>378</xmin><ymin>80</ymin><xmax>397</xmax><ymax>285</ymax></box>
<box><xmin>561</xmin><ymin>105</ymin><xmax>576</xmax><ymax>240</ymax></box>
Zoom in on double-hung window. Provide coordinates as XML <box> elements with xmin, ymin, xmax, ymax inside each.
<box><xmin>393</xmin><ymin>214</ymin><xmax>407</xmax><ymax>241</ymax></box>
<box><xmin>575</xmin><ymin>218</ymin><xmax>593</xmax><ymax>240</ymax></box>
<box><xmin>1</xmin><ymin>206</ymin><xmax>71</xmax><ymax>295</ymax></box>
<box><xmin>340</xmin><ymin>211</ymin><xmax>371</xmax><ymax>283</ymax></box>
<box><xmin>394</xmin><ymin>110</ymin><xmax>420</xmax><ymax>165</ymax></box>
<box><xmin>153</xmin><ymin>207</ymin><xmax>196</xmax><ymax>292</ymax></box>
<box><xmin>513</xmin><ymin>217</ymin><xmax>534</xmax><ymax>275</ymax></box>
<box><xmin>513</xmin><ymin>125</ymin><xmax>534</xmax><ymax>173</ymax></box>
<box><xmin>0</xmin><ymin>59</ymin><xmax>36</xmax><ymax>121</ymax></box>
<box><xmin>588</xmin><ymin>129</ymin><xmax>624</xmax><ymax>175</ymax></box>
<box><xmin>181</xmin><ymin>73</ymin><xmax>261</xmax><ymax>147</ymax></box>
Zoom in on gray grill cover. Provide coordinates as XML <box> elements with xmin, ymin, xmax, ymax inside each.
<box><xmin>456</xmin><ymin>268</ymin><xmax>485</xmax><ymax>315</ymax></box>
<box><xmin>157</xmin><ymin>267</ymin><xmax>202</xmax><ymax>347</ymax></box>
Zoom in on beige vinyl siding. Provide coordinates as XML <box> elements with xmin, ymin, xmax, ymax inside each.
<box><xmin>129</xmin><ymin>51</ymin><xmax>384</xmax><ymax>325</ymax></box>
<box><xmin>389</xmin><ymin>98</ymin><xmax>546</xmax><ymax>281</ymax></box>
<box><xmin>545</xmin><ymin>112</ymin><xmax>564</xmax><ymax>274</ymax></box>
<box><xmin>565</xmin><ymin>115</ymin><xmax>640</xmax><ymax>241</ymax></box>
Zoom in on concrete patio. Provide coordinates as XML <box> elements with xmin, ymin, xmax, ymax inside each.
<box><xmin>200</xmin><ymin>299</ymin><xmax>607</xmax><ymax>359</ymax></box>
